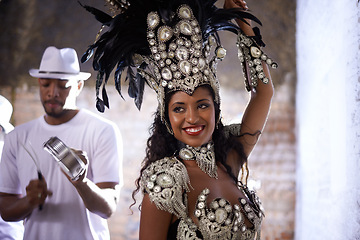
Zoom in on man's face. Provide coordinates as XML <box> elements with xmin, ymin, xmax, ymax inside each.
<box><xmin>38</xmin><ymin>78</ymin><xmax>79</xmax><ymax>118</ymax></box>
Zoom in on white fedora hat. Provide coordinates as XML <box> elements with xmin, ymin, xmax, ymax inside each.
<box><xmin>29</xmin><ymin>46</ymin><xmax>91</xmax><ymax>81</ymax></box>
<box><xmin>0</xmin><ymin>95</ymin><xmax>14</xmax><ymax>134</ymax></box>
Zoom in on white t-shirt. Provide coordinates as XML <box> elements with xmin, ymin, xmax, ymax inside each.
<box><xmin>0</xmin><ymin>135</ymin><xmax>24</xmax><ymax>240</ymax></box>
<box><xmin>0</xmin><ymin>109</ymin><xmax>123</xmax><ymax>240</ymax></box>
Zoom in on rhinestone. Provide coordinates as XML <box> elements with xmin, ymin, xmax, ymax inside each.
<box><xmin>185</xmin><ymin>40</ymin><xmax>191</xmax><ymax>47</ymax></box>
<box><xmin>215</xmin><ymin>208</ymin><xmax>227</xmax><ymax>223</ymax></box>
<box><xmin>266</xmin><ymin>58</ymin><xmax>273</xmax><ymax>65</ymax></box>
<box><xmin>161</xmin><ymin>80</ymin><xmax>167</xmax><ymax>87</ymax></box>
<box><xmin>248</xmin><ymin>61</ymin><xmax>254</xmax><ymax>67</ymax></box>
<box><xmin>147</xmin><ymin>12</ymin><xmax>159</xmax><ymax>29</ymax></box>
<box><xmin>168</xmin><ymin>52</ymin><xmax>174</xmax><ymax>58</ymax></box>
<box><xmin>225</xmin><ymin>205</ymin><xmax>232</xmax><ymax>212</ymax></box>
<box><xmin>219</xmin><ymin>199</ymin><xmax>227</xmax><ymax>207</ymax></box>
<box><xmin>225</xmin><ymin>218</ymin><xmax>231</xmax><ymax>225</ymax></box>
<box><xmin>177</xmin><ymin>39</ymin><xmax>184</xmax><ymax>45</ymax></box>
<box><xmin>161</xmin><ymin>68</ymin><xmax>172</xmax><ymax>80</ymax></box>
<box><xmin>250</xmin><ymin>46</ymin><xmax>262</xmax><ymax>58</ymax></box>
<box><xmin>240</xmin><ymin>199</ymin><xmax>247</xmax><ymax>204</ymax></box>
<box><xmin>258</xmin><ymin>72</ymin><xmax>265</xmax><ymax>79</ymax></box>
<box><xmin>256</xmin><ymin>65</ymin><xmax>262</xmax><ymax>72</ymax></box>
<box><xmin>199</xmin><ymin>194</ymin><xmax>206</xmax><ymax>201</ymax></box>
<box><xmin>198</xmin><ymin>58</ymin><xmax>206</xmax><ymax>69</ymax></box>
<box><xmin>178</xmin><ymin>5</ymin><xmax>192</xmax><ymax>19</ymax></box>
<box><xmin>165</xmin><ymin>59</ymin><xmax>172</xmax><ymax>65</ymax></box>
<box><xmin>161</xmin><ymin>188</ymin><xmax>171</xmax><ymax>198</ymax></box>
<box><xmin>216</xmin><ymin>47</ymin><xmax>227</xmax><ymax>59</ymax></box>
<box><xmin>233</xmin><ymin>226</ymin><xmax>238</xmax><ymax>232</ymax></box>
<box><xmin>209</xmin><ymin>35</ymin><xmax>216</xmax><ymax>46</ymax></box>
<box><xmin>159</xmin><ymin>43</ymin><xmax>166</xmax><ymax>51</ymax></box>
<box><xmin>204</xmin><ymin>188</ymin><xmax>210</xmax><ymax>194</ymax></box>
<box><xmin>150</xmin><ymin>174</ymin><xmax>157</xmax><ymax>181</ymax></box>
<box><xmin>245</xmin><ymin>205</ymin><xmax>251</xmax><ymax>212</ymax></box>
<box><xmin>151</xmin><ymin>46</ymin><xmax>158</xmax><ymax>54</ymax></box>
<box><xmin>254</xmin><ymin>59</ymin><xmax>262</xmax><ymax>65</ymax></box>
<box><xmin>174</xmin><ymin>72</ymin><xmax>181</xmax><ymax>78</ymax></box>
<box><xmin>158</xmin><ymin>26</ymin><xmax>173</xmax><ymax>42</ymax></box>
<box><xmin>191</xmin><ymin>58</ymin><xmax>198</xmax><ymax>65</ymax></box>
<box><xmin>179</xmin><ymin>148</ymin><xmax>194</xmax><ymax>160</ymax></box>
<box><xmin>170</xmin><ymin>64</ymin><xmax>177</xmax><ymax>71</ymax></box>
<box><xmin>248</xmin><ymin>212</ymin><xmax>254</xmax><ymax>219</ymax></box>
<box><xmin>179</xmin><ymin>21</ymin><xmax>192</xmax><ymax>35</ymax></box>
<box><xmin>160</xmin><ymin>52</ymin><xmax>167</xmax><ymax>59</ymax></box>
<box><xmin>271</xmin><ymin>62</ymin><xmax>278</xmax><ymax>68</ymax></box>
<box><xmin>194</xmin><ymin>42</ymin><xmax>201</xmax><ymax>49</ymax></box>
<box><xmin>176</xmin><ymin>47</ymin><xmax>189</xmax><ymax>60</ymax></box>
<box><xmin>179</xmin><ymin>60</ymin><xmax>191</xmax><ymax>75</ymax></box>
<box><xmin>194</xmin><ymin>50</ymin><xmax>201</xmax><ymax>57</ymax></box>
<box><xmin>159</xmin><ymin>61</ymin><xmax>165</xmax><ymax>67</ymax></box>
<box><xmin>146</xmin><ymin>181</ymin><xmax>154</xmax><ymax>189</ymax></box>
<box><xmin>153</xmin><ymin>185</ymin><xmax>161</xmax><ymax>193</ymax></box>
<box><xmin>261</xmin><ymin>54</ymin><xmax>267</xmax><ymax>60</ymax></box>
<box><xmin>194</xmin><ymin>209</ymin><xmax>201</xmax><ymax>217</ymax></box>
<box><xmin>263</xmin><ymin>78</ymin><xmax>269</xmax><ymax>84</ymax></box>
<box><xmin>211</xmin><ymin>202</ymin><xmax>219</xmax><ymax>209</ymax></box>
<box><xmin>149</xmin><ymin>39</ymin><xmax>156</xmax><ymax>46</ymax></box>
<box><xmin>168</xmin><ymin>82</ymin><xmax>174</xmax><ymax>89</ymax></box>
<box><xmin>169</xmin><ymin>43</ymin><xmax>177</xmax><ymax>50</ymax></box>
<box><xmin>157</xmin><ymin>173</ymin><xmax>174</xmax><ymax>187</ymax></box>
<box><xmin>192</xmin><ymin>67</ymin><xmax>199</xmax><ymax>74</ymax></box>
<box><xmin>198</xmin><ymin>202</ymin><xmax>205</xmax><ymax>209</ymax></box>
<box><xmin>154</xmin><ymin>54</ymin><xmax>161</xmax><ymax>61</ymax></box>
<box><xmin>208</xmin><ymin>212</ymin><xmax>215</xmax><ymax>221</ymax></box>
<box><xmin>204</xmin><ymin>69</ymin><xmax>209</xmax><ymax>75</ymax></box>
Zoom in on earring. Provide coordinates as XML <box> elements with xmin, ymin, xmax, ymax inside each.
<box><xmin>164</xmin><ymin>120</ymin><xmax>174</xmax><ymax>135</ymax></box>
<box><xmin>215</xmin><ymin>111</ymin><xmax>222</xmax><ymax>129</ymax></box>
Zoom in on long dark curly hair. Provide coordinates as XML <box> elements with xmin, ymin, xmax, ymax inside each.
<box><xmin>130</xmin><ymin>85</ymin><xmax>248</xmax><ymax>210</ymax></box>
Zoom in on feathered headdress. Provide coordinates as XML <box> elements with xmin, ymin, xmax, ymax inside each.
<box><xmin>80</xmin><ymin>0</ymin><xmax>264</xmax><ymax>119</ymax></box>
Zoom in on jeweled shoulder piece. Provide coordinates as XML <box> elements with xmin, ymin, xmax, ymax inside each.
<box><xmin>140</xmin><ymin>157</ymin><xmax>191</xmax><ymax>219</ymax></box>
<box><xmin>237</xmin><ymin>32</ymin><xmax>278</xmax><ymax>91</ymax></box>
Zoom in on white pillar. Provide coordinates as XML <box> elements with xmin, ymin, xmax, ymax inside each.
<box><xmin>295</xmin><ymin>0</ymin><xmax>360</xmax><ymax>239</ymax></box>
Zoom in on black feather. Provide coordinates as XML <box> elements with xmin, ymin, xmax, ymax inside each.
<box><xmin>81</xmin><ymin>0</ymin><xmax>265</xmax><ymax>112</ymax></box>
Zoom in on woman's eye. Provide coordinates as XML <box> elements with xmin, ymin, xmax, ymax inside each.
<box><xmin>173</xmin><ymin>107</ymin><xmax>184</xmax><ymax>113</ymax></box>
<box><xmin>198</xmin><ymin>103</ymin><xmax>209</xmax><ymax>109</ymax></box>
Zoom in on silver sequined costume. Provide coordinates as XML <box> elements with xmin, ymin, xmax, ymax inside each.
<box><xmin>140</xmin><ymin>135</ymin><xmax>264</xmax><ymax>239</ymax></box>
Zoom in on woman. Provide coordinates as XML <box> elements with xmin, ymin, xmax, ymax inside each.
<box><xmin>82</xmin><ymin>0</ymin><xmax>277</xmax><ymax>238</ymax></box>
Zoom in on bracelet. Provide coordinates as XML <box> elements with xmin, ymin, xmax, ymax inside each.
<box><xmin>236</xmin><ymin>31</ymin><xmax>278</xmax><ymax>91</ymax></box>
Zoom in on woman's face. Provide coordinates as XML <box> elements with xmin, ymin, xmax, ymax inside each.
<box><xmin>167</xmin><ymin>86</ymin><xmax>215</xmax><ymax>147</ymax></box>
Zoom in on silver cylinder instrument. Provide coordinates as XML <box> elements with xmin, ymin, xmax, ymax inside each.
<box><xmin>43</xmin><ymin>136</ymin><xmax>86</xmax><ymax>180</ymax></box>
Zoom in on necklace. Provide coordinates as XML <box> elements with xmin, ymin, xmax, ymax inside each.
<box><xmin>178</xmin><ymin>141</ymin><xmax>218</xmax><ymax>179</ymax></box>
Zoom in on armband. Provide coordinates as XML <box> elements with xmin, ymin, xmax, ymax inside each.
<box><xmin>237</xmin><ymin>31</ymin><xmax>278</xmax><ymax>91</ymax></box>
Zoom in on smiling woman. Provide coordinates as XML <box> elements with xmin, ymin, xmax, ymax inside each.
<box><xmin>81</xmin><ymin>0</ymin><xmax>277</xmax><ymax>239</ymax></box>
<box><xmin>168</xmin><ymin>86</ymin><xmax>216</xmax><ymax>148</ymax></box>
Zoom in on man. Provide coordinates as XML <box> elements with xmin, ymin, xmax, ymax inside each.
<box><xmin>0</xmin><ymin>46</ymin><xmax>123</xmax><ymax>240</ymax></box>
<box><xmin>0</xmin><ymin>95</ymin><xmax>24</xmax><ymax>240</ymax></box>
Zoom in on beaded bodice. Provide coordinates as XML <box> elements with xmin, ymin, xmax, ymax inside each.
<box><xmin>140</xmin><ymin>156</ymin><xmax>264</xmax><ymax>239</ymax></box>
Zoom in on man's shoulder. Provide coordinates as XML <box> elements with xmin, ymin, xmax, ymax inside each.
<box><xmin>78</xmin><ymin>109</ymin><xmax>118</xmax><ymax>129</ymax></box>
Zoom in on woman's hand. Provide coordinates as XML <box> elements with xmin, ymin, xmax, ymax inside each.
<box><xmin>224</xmin><ymin>0</ymin><xmax>248</xmax><ymax>10</ymax></box>
<box><xmin>224</xmin><ymin>0</ymin><xmax>254</xmax><ymax>36</ymax></box>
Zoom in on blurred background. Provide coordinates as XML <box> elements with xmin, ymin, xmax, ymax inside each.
<box><xmin>0</xmin><ymin>0</ymin><xmax>359</xmax><ymax>239</ymax></box>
